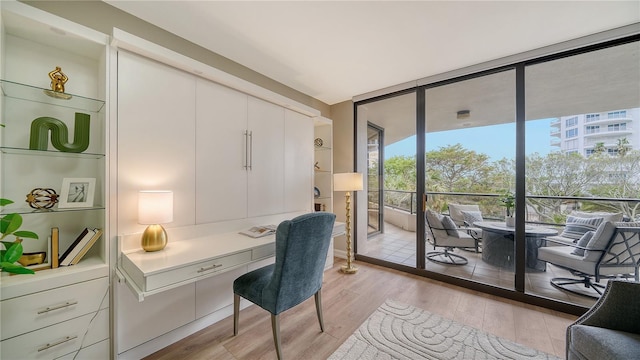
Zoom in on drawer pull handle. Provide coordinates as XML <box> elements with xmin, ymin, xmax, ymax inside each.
<box><xmin>37</xmin><ymin>301</ymin><xmax>78</xmax><ymax>314</ymax></box>
<box><xmin>198</xmin><ymin>264</ymin><xmax>223</xmax><ymax>273</ymax></box>
<box><xmin>38</xmin><ymin>335</ymin><xmax>78</xmax><ymax>352</ymax></box>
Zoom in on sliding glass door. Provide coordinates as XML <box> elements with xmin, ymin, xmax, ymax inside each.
<box><xmin>423</xmin><ymin>69</ymin><xmax>516</xmax><ymax>289</ymax></box>
<box><xmin>524</xmin><ymin>40</ymin><xmax>640</xmax><ymax>306</ymax></box>
<box><xmin>354</xmin><ymin>36</ymin><xmax>639</xmax><ymax>311</ymax></box>
<box><xmin>356</xmin><ymin>91</ymin><xmax>417</xmax><ymax>267</ymax></box>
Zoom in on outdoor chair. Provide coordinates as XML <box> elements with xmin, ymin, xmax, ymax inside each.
<box><xmin>448</xmin><ymin>203</ymin><xmax>484</xmax><ymax>244</ymax></box>
<box><xmin>425</xmin><ymin>209</ymin><xmax>479</xmax><ymax>265</ymax></box>
<box><xmin>538</xmin><ymin>221</ymin><xmax>640</xmax><ymax>298</ymax></box>
<box><xmin>567</xmin><ymin>280</ymin><xmax>640</xmax><ymax>359</ymax></box>
<box><xmin>232</xmin><ymin>212</ymin><xmax>336</xmax><ymax>360</ymax></box>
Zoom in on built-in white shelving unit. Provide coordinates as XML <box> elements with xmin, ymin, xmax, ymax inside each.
<box><xmin>0</xmin><ymin>2</ymin><xmax>110</xmax><ymax>358</ymax></box>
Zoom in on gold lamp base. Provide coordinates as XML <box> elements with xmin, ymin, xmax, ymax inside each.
<box><xmin>340</xmin><ymin>264</ymin><xmax>358</xmax><ymax>274</ymax></box>
<box><xmin>141</xmin><ymin>224</ymin><xmax>168</xmax><ymax>252</ymax></box>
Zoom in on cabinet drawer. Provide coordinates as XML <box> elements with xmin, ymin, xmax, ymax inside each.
<box><xmin>1</xmin><ymin>307</ymin><xmax>109</xmax><ymax>360</ymax></box>
<box><xmin>142</xmin><ymin>250</ymin><xmax>252</xmax><ymax>291</ymax></box>
<box><xmin>0</xmin><ymin>277</ymin><xmax>109</xmax><ymax>340</ymax></box>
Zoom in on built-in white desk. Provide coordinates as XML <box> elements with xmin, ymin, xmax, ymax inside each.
<box><xmin>117</xmin><ymin>221</ymin><xmax>345</xmax><ymax>301</ymax></box>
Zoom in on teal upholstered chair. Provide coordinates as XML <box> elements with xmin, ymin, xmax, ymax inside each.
<box><xmin>233</xmin><ymin>212</ymin><xmax>336</xmax><ymax>360</ymax></box>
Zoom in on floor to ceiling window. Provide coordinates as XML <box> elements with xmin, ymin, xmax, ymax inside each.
<box><xmin>354</xmin><ymin>34</ymin><xmax>639</xmax><ymax>312</ymax></box>
<box><xmin>524</xmin><ymin>40</ymin><xmax>640</xmax><ymax>306</ymax></box>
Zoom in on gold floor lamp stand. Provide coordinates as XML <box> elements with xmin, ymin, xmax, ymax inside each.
<box><xmin>340</xmin><ymin>191</ymin><xmax>358</xmax><ymax>274</ymax></box>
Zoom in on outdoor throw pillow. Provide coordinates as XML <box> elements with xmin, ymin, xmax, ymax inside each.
<box><xmin>571</xmin><ymin>231</ymin><xmax>594</xmax><ymax>256</ymax></box>
<box><xmin>441</xmin><ymin>215</ymin><xmax>459</xmax><ymax>236</ymax></box>
<box><xmin>461</xmin><ymin>210</ymin><xmax>483</xmax><ymax>226</ymax></box>
<box><xmin>561</xmin><ymin>215</ymin><xmax>604</xmax><ymax>240</ymax></box>
<box><xmin>583</xmin><ymin>221</ymin><xmax>616</xmax><ymax>261</ymax></box>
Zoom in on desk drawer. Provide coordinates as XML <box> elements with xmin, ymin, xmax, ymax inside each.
<box><xmin>0</xmin><ymin>277</ymin><xmax>109</xmax><ymax>340</ymax></box>
<box><xmin>1</xmin><ymin>307</ymin><xmax>109</xmax><ymax>360</ymax></box>
<box><xmin>252</xmin><ymin>243</ymin><xmax>275</xmax><ymax>260</ymax></box>
<box><xmin>144</xmin><ymin>250</ymin><xmax>252</xmax><ymax>291</ymax></box>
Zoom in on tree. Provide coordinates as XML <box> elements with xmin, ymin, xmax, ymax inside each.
<box><xmin>589</xmin><ymin>149</ymin><xmax>640</xmax><ymax>220</ymax></box>
<box><xmin>617</xmin><ymin>137</ymin><xmax>630</xmax><ymax>157</ymax></box>
<box><xmin>525</xmin><ymin>151</ymin><xmax>607</xmax><ymax>223</ymax></box>
<box><xmin>593</xmin><ymin>142</ymin><xmax>606</xmax><ymax>155</ymax></box>
<box><xmin>425</xmin><ymin>144</ymin><xmax>495</xmax><ymax>193</ymax></box>
<box><xmin>384</xmin><ymin>155</ymin><xmax>416</xmax><ymax>191</ymax></box>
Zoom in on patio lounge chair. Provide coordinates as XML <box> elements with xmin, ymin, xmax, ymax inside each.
<box><xmin>538</xmin><ymin>221</ymin><xmax>640</xmax><ymax>298</ymax></box>
<box><xmin>425</xmin><ymin>209</ymin><xmax>479</xmax><ymax>265</ymax></box>
<box><xmin>448</xmin><ymin>203</ymin><xmax>483</xmax><ymax>241</ymax></box>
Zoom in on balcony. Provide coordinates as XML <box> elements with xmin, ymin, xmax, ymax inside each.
<box><xmin>584</xmin><ymin>127</ymin><xmax>633</xmax><ymax>139</ymax></box>
<box><xmin>362</xmin><ymin>191</ymin><xmax>639</xmax><ymax>308</ymax></box>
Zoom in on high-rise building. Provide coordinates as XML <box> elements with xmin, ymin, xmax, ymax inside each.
<box><xmin>551</xmin><ymin>108</ymin><xmax>640</xmax><ymax>156</ymax></box>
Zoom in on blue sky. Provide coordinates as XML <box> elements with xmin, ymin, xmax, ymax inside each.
<box><xmin>384</xmin><ymin>118</ymin><xmax>555</xmax><ymax>161</ymax></box>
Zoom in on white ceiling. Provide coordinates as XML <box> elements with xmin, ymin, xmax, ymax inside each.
<box><xmin>105</xmin><ymin>1</ymin><xmax>639</xmax><ymax>105</ymax></box>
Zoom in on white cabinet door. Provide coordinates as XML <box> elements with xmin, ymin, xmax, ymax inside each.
<box><xmin>247</xmin><ymin>97</ymin><xmax>285</xmax><ymax>217</ymax></box>
<box><xmin>195</xmin><ymin>79</ymin><xmax>248</xmax><ymax>223</ymax></box>
<box><xmin>117</xmin><ymin>51</ymin><xmax>197</xmax><ymax>232</ymax></box>
<box><xmin>116</xmin><ymin>281</ymin><xmax>196</xmax><ymax>354</ymax></box>
<box><xmin>284</xmin><ymin>110</ymin><xmax>313</xmax><ymax>212</ymax></box>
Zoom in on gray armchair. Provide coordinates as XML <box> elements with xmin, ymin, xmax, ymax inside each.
<box><xmin>232</xmin><ymin>212</ymin><xmax>336</xmax><ymax>360</ymax></box>
<box><xmin>567</xmin><ymin>280</ymin><xmax>640</xmax><ymax>359</ymax></box>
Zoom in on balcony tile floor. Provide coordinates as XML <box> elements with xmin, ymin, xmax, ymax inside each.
<box><xmin>364</xmin><ymin>222</ymin><xmax>598</xmax><ymax>308</ymax></box>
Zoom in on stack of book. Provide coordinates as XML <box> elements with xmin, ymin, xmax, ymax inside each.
<box><xmin>57</xmin><ymin>228</ymin><xmax>103</xmax><ymax>267</ymax></box>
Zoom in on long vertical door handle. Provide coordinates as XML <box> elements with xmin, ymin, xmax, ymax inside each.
<box><xmin>248</xmin><ymin>131</ymin><xmax>253</xmax><ymax>170</ymax></box>
<box><xmin>243</xmin><ymin>130</ymin><xmax>248</xmax><ymax>170</ymax></box>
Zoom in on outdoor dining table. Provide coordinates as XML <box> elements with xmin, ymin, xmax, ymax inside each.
<box><xmin>473</xmin><ymin>221</ymin><xmax>558</xmax><ymax>272</ymax></box>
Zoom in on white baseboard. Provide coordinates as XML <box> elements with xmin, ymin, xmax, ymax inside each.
<box><xmin>334</xmin><ymin>249</ymin><xmax>347</xmax><ymax>259</ymax></box>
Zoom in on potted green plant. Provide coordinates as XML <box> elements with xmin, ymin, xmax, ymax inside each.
<box><xmin>499</xmin><ymin>191</ymin><xmax>515</xmax><ymax>227</ymax></box>
<box><xmin>1</xmin><ymin>198</ymin><xmax>39</xmax><ymax>274</ymax></box>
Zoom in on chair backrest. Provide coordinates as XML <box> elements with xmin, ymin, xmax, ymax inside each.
<box><xmin>448</xmin><ymin>204</ymin><xmax>481</xmax><ymax>226</ymax></box>
<box><xmin>425</xmin><ymin>209</ymin><xmax>448</xmax><ymax>243</ymax></box>
<box><xmin>263</xmin><ymin>212</ymin><xmax>336</xmax><ymax>315</ymax></box>
<box><xmin>597</xmin><ymin>223</ymin><xmax>640</xmax><ymax>277</ymax></box>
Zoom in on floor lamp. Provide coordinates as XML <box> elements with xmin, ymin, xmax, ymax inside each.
<box><xmin>334</xmin><ymin>172</ymin><xmax>363</xmax><ymax>274</ymax></box>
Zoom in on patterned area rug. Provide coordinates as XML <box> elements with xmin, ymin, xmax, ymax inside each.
<box><xmin>328</xmin><ymin>299</ymin><xmax>561</xmax><ymax>360</ymax></box>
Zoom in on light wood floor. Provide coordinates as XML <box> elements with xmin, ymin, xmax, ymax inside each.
<box><xmin>144</xmin><ymin>259</ymin><xmax>576</xmax><ymax>360</ymax></box>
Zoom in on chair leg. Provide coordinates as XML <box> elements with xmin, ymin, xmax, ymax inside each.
<box><xmin>550</xmin><ymin>276</ymin><xmax>605</xmax><ymax>299</ymax></box>
<box><xmin>426</xmin><ymin>248</ymin><xmax>468</xmax><ymax>265</ymax></box>
<box><xmin>314</xmin><ymin>291</ymin><xmax>325</xmax><ymax>332</ymax></box>
<box><xmin>271</xmin><ymin>314</ymin><xmax>283</xmax><ymax>360</ymax></box>
<box><xmin>233</xmin><ymin>293</ymin><xmax>240</xmax><ymax>336</ymax></box>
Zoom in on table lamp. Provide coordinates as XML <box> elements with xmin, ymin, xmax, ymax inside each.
<box><xmin>334</xmin><ymin>172</ymin><xmax>363</xmax><ymax>274</ymax></box>
<box><xmin>138</xmin><ymin>190</ymin><xmax>173</xmax><ymax>252</ymax></box>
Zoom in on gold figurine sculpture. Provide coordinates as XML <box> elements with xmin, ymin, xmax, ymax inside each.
<box><xmin>44</xmin><ymin>66</ymin><xmax>72</xmax><ymax>99</ymax></box>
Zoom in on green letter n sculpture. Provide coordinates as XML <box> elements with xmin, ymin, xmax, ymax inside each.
<box><xmin>29</xmin><ymin>113</ymin><xmax>90</xmax><ymax>153</ymax></box>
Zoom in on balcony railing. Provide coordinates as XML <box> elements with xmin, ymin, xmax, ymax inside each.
<box><xmin>381</xmin><ymin>190</ymin><xmax>640</xmax><ymax>226</ymax></box>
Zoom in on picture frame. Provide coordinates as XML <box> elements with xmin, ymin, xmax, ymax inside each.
<box><xmin>59</xmin><ymin>178</ymin><xmax>96</xmax><ymax>208</ymax></box>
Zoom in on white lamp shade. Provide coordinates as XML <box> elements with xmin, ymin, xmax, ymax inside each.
<box><xmin>138</xmin><ymin>190</ymin><xmax>174</xmax><ymax>224</ymax></box>
<box><xmin>334</xmin><ymin>173</ymin><xmax>364</xmax><ymax>192</ymax></box>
